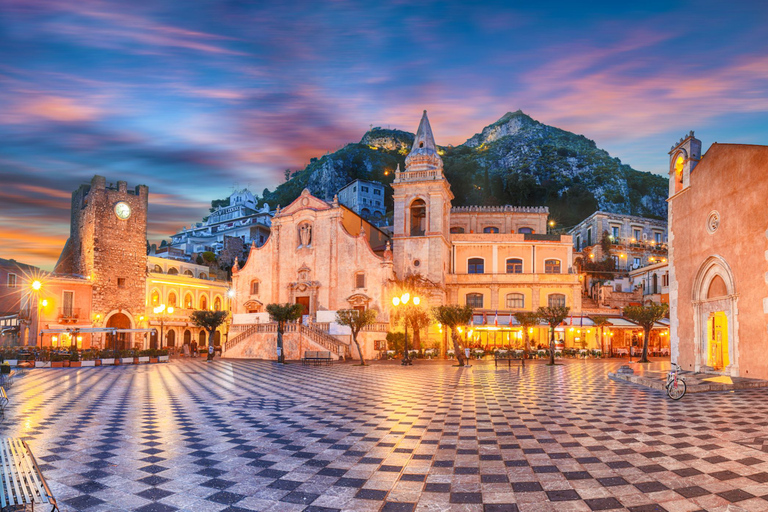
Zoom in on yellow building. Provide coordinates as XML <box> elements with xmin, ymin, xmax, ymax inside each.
<box><xmin>145</xmin><ymin>256</ymin><xmax>230</xmax><ymax>350</ymax></box>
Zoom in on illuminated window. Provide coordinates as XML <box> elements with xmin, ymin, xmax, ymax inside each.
<box><xmin>200</xmin><ymin>295</ymin><xmax>208</xmax><ymax>310</ymax></box>
<box><xmin>548</xmin><ymin>294</ymin><xmax>566</xmax><ymax>308</ymax></box>
<box><xmin>468</xmin><ymin>258</ymin><xmax>484</xmax><ymax>274</ymax></box>
<box><xmin>518</xmin><ymin>227</ymin><xmax>534</xmax><ymax>234</ymax></box>
<box><xmin>184</xmin><ymin>293</ymin><xmax>193</xmax><ymax>309</ymax></box>
<box><xmin>506</xmin><ymin>258</ymin><xmax>523</xmax><ymax>274</ymax></box>
<box><xmin>483</xmin><ymin>226</ymin><xmax>499</xmax><ymax>234</ymax></box>
<box><xmin>466</xmin><ymin>293</ymin><xmax>484</xmax><ymax>308</ymax></box>
<box><xmin>544</xmin><ymin>259</ymin><xmax>561</xmax><ymax>274</ymax></box>
<box><xmin>410</xmin><ymin>199</ymin><xmax>426</xmax><ymax>236</ymax></box>
<box><xmin>151</xmin><ymin>291</ymin><xmax>160</xmax><ymax>306</ymax></box>
<box><xmin>674</xmin><ymin>154</ymin><xmax>684</xmax><ymax>192</ymax></box>
<box><xmin>214</xmin><ymin>297</ymin><xmax>222</xmax><ymax>311</ymax></box>
<box><xmin>506</xmin><ymin>293</ymin><xmax>524</xmax><ymax>309</ymax></box>
<box><xmin>168</xmin><ymin>293</ymin><xmax>177</xmax><ymax>307</ymax></box>
<box><xmin>168</xmin><ymin>268</ymin><xmax>179</xmax><ymax>275</ymax></box>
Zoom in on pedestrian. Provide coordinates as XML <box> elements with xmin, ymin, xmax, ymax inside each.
<box><xmin>191</xmin><ymin>342</ymin><xmax>198</xmax><ymax>358</ymax></box>
<box><xmin>182</xmin><ymin>342</ymin><xmax>190</xmax><ymax>358</ymax></box>
<box><xmin>207</xmin><ymin>343</ymin><xmax>214</xmax><ymax>362</ymax></box>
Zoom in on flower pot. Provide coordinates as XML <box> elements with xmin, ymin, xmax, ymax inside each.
<box><xmin>95</xmin><ymin>360</ymin><xmax>101</xmax><ymax>366</ymax></box>
<box><xmin>81</xmin><ymin>361</ymin><xmax>95</xmax><ymax>367</ymax></box>
<box><xmin>101</xmin><ymin>358</ymin><xmax>115</xmax><ymax>365</ymax></box>
<box><xmin>35</xmin><ymin>361</ymin><xmax>51</xmax><ymax>368</ymax></box>
<box><xmin>70</xmin><ymin>361</ymin><xmax>81</xmax><ymax>368</ymax></box>
<box><xmin>121</xmin><ymin>357</ymin><xmax>134</xmax><ymax>364</ymax></box>
<box><xmin>158</xmin><ymin>355</ymin><xmax>169</xmax><ymax>362</ymax></box>
<box><xmin>51</xmin><ymin>361</ymin><xmax>64</xmax><ymax>368</ymax></box>
<box><xmin>138</xmin><ymin>356</ymin><xmax>150</xmax><ymax>363</ymax></box>
<box><xmin>149</xmin><ymin>358</ymin><xmax>158</xmax><ymax>364</ymax></box>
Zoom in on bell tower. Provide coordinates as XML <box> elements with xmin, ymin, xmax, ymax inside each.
<box><xmin>392</xmin><ymin>111</ymin><xmax>453</xmax><ymax>286</ymax></box>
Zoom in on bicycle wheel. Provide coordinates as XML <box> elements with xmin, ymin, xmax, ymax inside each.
<box><xmin>667</xmin><ymin>379</ymin><xmax>686</xmax><ymax>400</ymax></box>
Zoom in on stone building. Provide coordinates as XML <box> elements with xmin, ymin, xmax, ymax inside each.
<box><xmin>668</xmin><ymin>133</ymin><xmax>768</xmax><ymax>378</ymax></box>
<box><xmin>0</xmin><ymin>258</ymin><xmax>40</xmax><ymax>345</ymax></box>
<box><xmin>229</xmin><ymin>111</ymin><xmax>581</xmax><ymax>360</ymax></box>
<box><xmin>337</xmin><ymin>179</ymin><xmax>386</xmax><ymax>220</ymax></box>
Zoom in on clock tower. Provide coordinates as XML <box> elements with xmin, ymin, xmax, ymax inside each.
<box><xmin>55</xmin><ymin>175</ymin><xmax>149</xmax><ymax>341</ymax></box>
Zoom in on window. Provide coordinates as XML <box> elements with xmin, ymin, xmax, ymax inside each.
<box><xmin>633</xmin><ymin>257</ymin><xmax>641</xmax><ymax>268</ymax></box>
<box><xmin>7</xmin><ymin>273</ymin><xmax>17</xmax><ymax>288</ymax></box>
<box><xmin>153</xmin><ymin>264</ymin><xmax>163</xmax><ymax>273</ymax></box>
<box><xmin>352</xmin><ymin>186</ymin><xmax>356</xmax><ymax>192</ymax></box>
<box><xmin>356</xmin><ymin>273</ymin><xmax>365</xmax><ymax>289</ymax></box>
<box><xmin>184</xmin><ymin>294</ymin><xmax>193</xmax><ymax>309</ymax></box>
<box><xmin>655</xmin><ymin>232</ymin><xmax>662</xmax><ymax>244</ymax></box>
<box><xmin>575</xmin><ymin>235</ymin><xmax>581</xmax><ymax>251</ymax></box>
<box><xmin>506</xmin><ymin>293</ymin><xmax>524</xmax><ymax>309</ymax></box>
<box><xmin>450</xmin><ymin>227</ymin><xmax>465</xmax><ymax>234</ymax></box>
<box><xmin>168</xmin><ymin>268</ymin><xmax>178</xmax><ymax>275</ymax></box>
<box><xmin>506</xmin><ymin>258</ymin><xmax>523</xmax><ymax>274</ymax></box>
<box><xmin>250</xmin><ymin>281</ymin><xmax>259</xmax><ymax>295</ymax></box>
<box><xmin>587</xmin><ymin>227</ymin><xmax>592</xmax><ymax>246</ymax></box>
<box><xmin>548</xmin><ymin>294</ymin><xmax>566</xmax><ymax>308</ymax></box>
<box><xmin>361</xmin><ymin>186</ymin><xmax>369</xmax><ymax>193</ymax></box>
<box><xmin>483</xmin><ymin>226</ymin><xmax>499</xmax><ymax>234</ymax></box>
<box><xmin>200</xmin><ymin>295</ymin><xmax>208</xmax><ymax>310</ymax></box>
<box><xmin>633</xmin><ymin>229</ymin><xmax>641</xmax><ymax>241</ymax></box>
<box><xmin>663</xmin><ymin>272</ymin><xmax>669</xmax><ymax>286</ymax></box>
<box><xmin>184</xmin><ymin>270</ymin><xmax>193</xmax><ymax>276</ymax></box>
<box><xmin>612</xmin><ymin>255</ymin><xmax>619</xmax><ymax>267</ymax></box>
<box><xmin>168</xmin><ymin>293</ymin><xmax>177</xmax><ymax>307</ymax></box>
<box><xmin>214</xmin><ymin>297</ymin><xmax>222</xmax><ymax>311</ymax></box>
<box><xmin>468</xmin><ymin>258</ymin><xmax>484</xmax><ymax>274</ymax></box>
<box><xmin>518</xmin><ymin>227</ymin><xmax>533</xmax><ymax>234</ymax></box>
<box><xmin>616</xmin><ymin>284</ymin><xmax>623</xmax><ymax>292</ymax></box>
<box><xmin>466</xmin><ymin>293</ymin><xmax>484</xmax><ymax>308</ymax></box>
<box><xmin>544</xmin><ymin>259</ymin><xmax>561</xmax><ymax>274</ymax></box>
<box><xmin>410</xmin><ymin>199</ymin><xmax>426</xmax><ymax>236</ymax></box>
<box><xmin>373</xmin><ymin>189</ymin><xmax>381</xmax><ymax>195</ymax></box>
<box><xmin>62</xmin><ymin>291</ymin><xmax>74</xmax><ymax>317</ymax></box>
<box><xmin>117</xmin><ymin>278</ymin><xmax>126</xmax><ymax>288</ymax></box>
<box><xmin>151</xmin><ymin>291</ymin><xmax>160</xmax><ymax>306</ymax></box>
<box><xmin>612</xmin><ymin>226</ymin><xmax>619</xmax><ymax>239</ymax></box>
<box><xmin>199</xmin><ymin>272</ymin><xmax>208</xmax><ymax>279</ymax></box>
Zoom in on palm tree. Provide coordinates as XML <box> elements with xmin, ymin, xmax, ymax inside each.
<box><xmin>591</xmin><ymin>316</ymin><xmax>610</xmax><ymax>356</ymax></box>
<box><xmin>190</xmin><ymin>310</ymin><xmax>228</xmax><ymax>351</ymax></box>
<box><xmin>266</xmin><ymin>303</ymin><xmax>304</xmax><ymax>363</ymax></box>
<box><xmin>537</xmin><ymin>305</ymin><xmax>570</xmax><ymax>365</ymax></box>
<box><xmin>514</xmin><ymin>312</ymin><xmax>540</xmax><ymax>356</ymax></box>
<box><xmin>336</xmin><ymin>309</ymin><xmax>378</xmax><ymax>365</ymax></box>
<box><xmin>432</xmin><ymin>305</ymin><xmax>473</xmax><ymax>366</ymax></box>
<box><xmin>623</xmin><ymin>301</ymin><xmax>669</xmax><ymax>363</ymax></box>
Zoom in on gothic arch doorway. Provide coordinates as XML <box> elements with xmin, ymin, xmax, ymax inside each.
<box><xmin>167</xmin><ymin>329</ymin><xmax>176</xmax><ymax>348</ymax></box>
<box><xmin>106</xmin><ymin>312</ymin><xmax>132</xmax><ymax>351</ymax></box>
<box><xmin>692</xmin><ymin>256</ymin><xmax>738</xmax><ymax>375</ymax></box>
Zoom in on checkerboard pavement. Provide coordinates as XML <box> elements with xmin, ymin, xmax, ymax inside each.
<box><xmin>4</xmin><ymin>359</ymin><xmax>768</xmax><ymax>511</ymax></box>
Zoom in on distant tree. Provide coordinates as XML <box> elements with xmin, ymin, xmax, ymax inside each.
<box><xmin>202</xmin><ymin>251</ymin><xmax>217</xmax><ymax>263</ymax></box>
<box><xmin>336</xmin><ymin>309</ymin><xmax>378</xmax><ymax>365</ymax></box>
<box><xmin>600</xmin><ymin>230</ymin><xmax>612</xmax><ymax>254</ymax></box>
<box><xmin>432</xmin><ymin>305</ymin><xmax>473</xmax><ymax>366</ymax></box>
<box><xmin>190</xmin><ymin>310</ymin><xmax>228</xmax><ymax>348</ymax></box>
<box><xmin>196</xmin><ymin>255</ymin><xmax>204</xmax><ymax>265</ymax></box>
<box><xmin>514</xmin><ymin>312</ymin><xmax>541</xmax><ymax>354</ymax></box>
<box><xmin>160</xmin><ymin>240</ymin><xmax>168</xmax><ymax>247</ymax></box>
<box><xmin>623</xmin><ymin>302</ymin><xmax>669</xmax><ymax>363</ymax></box>
<box><xmin>386</xmin><ymin>331</ymin><xmax>405</xmax><ymax>353</ymax></box>
<box><xmin>537</xmin><ymin>305</ymin><xmax>570</xmax><ymax>365</ymax></box>
<box><xmin>266</xmin><ymin>303</ymin><xmax>304</xmax><ymax>363</ymax></box>
<box><xmin>284</xmin><ymin>169</ymin><xmax>291</xmax><ymax>182</ymax></box>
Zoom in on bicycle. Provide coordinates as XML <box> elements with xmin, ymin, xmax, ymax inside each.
<box><xmin>666</xmin><ymin>362</ymin><xmax>686</xmax><ymax>400</ymax></box>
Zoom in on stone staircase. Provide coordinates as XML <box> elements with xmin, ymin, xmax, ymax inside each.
<box><xmin>224</xmin><ymin>322</ymin><xmax>350</xmax><ymax>360</ymax></box>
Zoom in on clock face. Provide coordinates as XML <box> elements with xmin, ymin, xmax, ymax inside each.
<box><xmin>114</xmin><ymin>201</ymin><xmax>131</xmax><ymax>220</ymax></box>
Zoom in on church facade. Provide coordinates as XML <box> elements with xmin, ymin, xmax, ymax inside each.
<box><xmin>230</xmin><ymin>112</ymin><xmax>580</xmax><ymax>360</ymax></box>
<box><xmin>668</xmin><ymin>133</ymin><xmax>768</xmax><ymax>378</ymax></box>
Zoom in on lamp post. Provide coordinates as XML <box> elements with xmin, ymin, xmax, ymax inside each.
<box><xmin>392</xmin><ymin>292</ymin><xmax>420</xmax><ymax>366</ymax></box>
<box><xmin>153</xmin><ymin>304</ymin><xmax>174</xmax><ymax>350</ymax></box>
<box><xmin>31</xmin><ymin>280</ymin><xmax>43</xmax><ymax>348</ymax></box>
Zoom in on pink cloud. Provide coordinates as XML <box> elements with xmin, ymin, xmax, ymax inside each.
<box><xmin>14</xmin><ymin>95</ymin><xmax>102</xmax><ymax>123</ymax></box>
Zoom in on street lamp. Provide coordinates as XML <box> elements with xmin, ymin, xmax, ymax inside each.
<box><xmin>392</xmin><ymin>293</ymin><xmax>420</xmax><ymax>366</ymax></box>
<box><xmin>153</xmin><ymin>304</ymin><xmax>174</xmax><ymax>350</ymax></box>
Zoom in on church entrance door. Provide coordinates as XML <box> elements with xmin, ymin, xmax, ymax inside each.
<box><xmin>707</xmin><ymin>311</ymin><xmax>729</xmax><ymax>370</ymax></box>
<box><xmin>106</xmin><ymin>313</ymin><xmax>131</xmax><ymax>351</ymax></box>
<box><xmin>295</xmin><ymin>296</ymin><xmax>310</xmax><ymax>315</ymax></box>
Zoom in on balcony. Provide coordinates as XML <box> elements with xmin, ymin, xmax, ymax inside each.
<box><xmin>58</xmin><ymin>308</ymin><xmax>80</xmax><ymax>323</ymax></box>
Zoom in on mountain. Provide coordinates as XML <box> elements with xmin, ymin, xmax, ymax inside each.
<box><xmin>254</xmin><ymin>110</ymin><xmax>667</xmax><ymax>228</ymax></box>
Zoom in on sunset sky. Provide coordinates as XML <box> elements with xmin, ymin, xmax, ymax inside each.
<box><xmin>2</xmin><ymin>0</ymin><xmax>767</xmax><ymax>270</ymax></box>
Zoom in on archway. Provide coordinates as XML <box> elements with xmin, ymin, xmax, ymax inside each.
<box><xmin>692</xmin><ymin>256</ymin><xmax>738</xmax><ymax>375</ymax></box>
<box><xmin>198</xmin><ymin>330</ymin><xmax>206</xmax><ymax>346</ymax></box>
<box><xmin>106</xmin><ymin>313</ymin><xmax>132</xmax><ymax>351</ymax></box>
<box><xmin>184</xmin><ymin>329</ymin><xmax>191</xmax><ymax>345</ymax></box>
<box><xmin>167</xmin><ymin>329</ymin><xmax>176</xmax><ymax>348</ymax></box>
<box><xmin>149</xmin><ymin>330</ymin><xmax>158</xmax><ymax>350</ymax></box>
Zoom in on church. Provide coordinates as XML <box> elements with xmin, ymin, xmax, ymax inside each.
<box><xmin>228</xmin><ymin>111</ymin><xmax>580</xmax><ymax>360</ymax></box>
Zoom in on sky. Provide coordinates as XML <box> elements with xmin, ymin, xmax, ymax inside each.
<box><xmin>2</xmin><ymin>0</ymin><xmax>767</xmax><ymax>270</ymax></box>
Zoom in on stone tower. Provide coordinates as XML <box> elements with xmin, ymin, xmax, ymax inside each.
<box><xmin>392</xmin><ymin>111</ymin><xmax>454</xmax><ymax>288</ymax></box>
<box><xmin>55</xmin><ymin>175</ymin><xmax>149</xmax><ymax>336</ymax></box>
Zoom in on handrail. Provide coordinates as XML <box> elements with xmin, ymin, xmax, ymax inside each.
<box><xmin>225</xmin><ymin>322</ymin><xmax>350</xmax><ymax>357</ymax></box>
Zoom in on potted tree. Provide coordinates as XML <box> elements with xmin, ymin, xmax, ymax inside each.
<box><xmin>100</xmin><ymin>350</ymin><xmax>116</xmax><ymax>366</ymax></box>
<box><xmin>69</xmin><ymin>347</ymin><xmax>81</xmax><ymax>368</ymax></box>
<box><xmin>121</xmin><ymin>349</ymin><xmax>135</xmax><ymax>365</ymax></box>
<box><xmin>158</xmin><ymin>349</ymin><xmax>170</xmax><ymax>362</ymax></box>
<box><xmin>81</xmin><ymin>349</ymin><xmax>97</xmax><ymax>367</ymax></box>
<box><xmin>51</xmin><ymin>351</ymin><xmax>65</xmax><ymax>368</ymax></box>
<box><xmin>149</xmin><ymin>349</ymin><xmax>159</xmax><ymax>364</ymax></box>
<box><xmin>138</xmin><ymin>350</ymin><xmax>151</xmax><ymax>364</ymax></box>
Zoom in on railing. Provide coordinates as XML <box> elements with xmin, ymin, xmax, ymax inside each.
<box><xmin>452</xmin><ymin>205</ymin><xmax>549</xmax><ymax>213</ymax></box>
<box><xmin>363</xmin><ymin>322</ymin><xmax>390</xmax><ymax>332</ymax></box>
<box><xmin>58</xmin><ymin>308</ymin><xmax>80</xmax><ymax>320</ymax></box>
<box><xmin>224</xmin><ymin>324</ymin><xmax>259</xmax><ymax>352</ymax></box>
<box><xmin>225</xmin><ymin>322</ymin><xmax>350</xmax><ymax>357</ymax></box>
<box><xmin>299</xmin><ymin>324</ymin><xmax>350</xmax><ymax>357</ymax></box>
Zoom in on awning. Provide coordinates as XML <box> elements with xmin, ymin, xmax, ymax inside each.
<box><xmin>40</xmin><ymin>328</ymin><xmax>157</xmax><ymax>334</ymax></box>
<box><xmin>605</xmin><ymin>318</ymin><xmax>639</xmax><ymax>328</ymax></box>
<box><xmin>563</xmin><ymin>316</ymin><xmax>595</xmax><ymax>327</ymax></box>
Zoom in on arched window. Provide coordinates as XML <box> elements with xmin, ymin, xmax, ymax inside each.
<box><xmin>184</xmin><ymin>330</ymin><xmax>191</xmax><ymax>344</ymax></box>
<box><xmin>168</xmin><ymin>293</ymin><xmax>177</xmax><ymax>307</ymax></box>
<box><xmin>674</xmin><ymin>154</ymin><xmax>684</xmax><ymax>193</ymax></box>
<box><xmin>199</xmin><ymin>272</ymin><xmax>208</xmax><ymax>279</ymax></box>
<box><xmin>168</xmin><ymin>267</ymin><xmax>179</xmax><ymax>275</ymax></box>
<box><xmin>200</xmin><ymin>295</ymin><xmax>208</xmax><ymax>310</ymax></box>
<box><xmin>214</xmin><ymin>297</ymin><xmax>222</xmax><ymax>311</ymax></box>
<box><xmin>184</xmin><ymin>270</ymin><xmax>193</xmax><ymax>277</ymax></box>
<box><xmin>518</xmin><ymin>227</ymin><xmax>534</xmax><ymax>234</ymax></box>
<box><xmin>544</xmin><ymin>259</ymin><xmax>561</xmax><ymax>274</ymax></box>
<box><xmin>410</xmin><ymin>199</ymin><xmax>426</xmax><ymax>236</ymax></box>
<box><xmin>548</xmin><ymin>294</ymin><xmax>566</xmax><ymax>308</ymax></box>
<box><xmin>153</xmin><ymin>264</ymin><xmax>163</xmax><ymax>273</ymax></box>
<box><xmin>151</xmin><ymin>290</ymin><xmax>160</xmax><ymax>306</ymax></box>
<box><xmin>466</xmin><ymin>293</ymin><xmax>484</xmax><ymax>308</ymax></box>
<box><xmin>450</xmin><ymin>227</ymin><xmax>465</xmax><ymax>234</ymax></box>
<box><xmin>468</xmin><ymin>258</ymin><xmax>484</xmax><ymax>274</ymax></box>
<box><xmin>483</xmin><ymin>227</ymin><xmax>499</xmax><ymax>234</ymax></box>
<box><xmin>250</xmin><ymin>280</ymin><xmax>259</xmax><ymax>295</ymax></box>
<box><xmin>506</xmin><ymin>293</ymin><xmax>524</xmax><ymax>309</ymax></box>
<box><xmin>198</xmin><ymin>331</ymin><xmax>206</xmax><ymax>344</ymax></box>
<box><xmin>361</xmin><ymin>208</ymin><xmax>371</xmax><ymax>217</ymax></box>
<box><xmin>214</xmin><ymin>331</ymin><xmax>221</xmax><ymax>345</ymax></box>
<box><xmin>184</xmin><ymin>293</ymin><xmax>193</xmax><ymax>309</ymax></box>
<box><xmin>506</xmin><ymin>258</ymin><xmax>523</xmax><ymax>274</ymax></box>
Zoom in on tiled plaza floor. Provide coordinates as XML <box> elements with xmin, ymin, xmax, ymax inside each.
<box><xmin>4</xmin><ymin>359</ymin><xmax>768</xmax><ymax>512</ymax></box>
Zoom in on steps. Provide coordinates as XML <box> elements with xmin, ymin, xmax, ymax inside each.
<box><xmin>224</xmin><ymin>322</ymin><xmax>350</xmax><ymax>360</ymax></box>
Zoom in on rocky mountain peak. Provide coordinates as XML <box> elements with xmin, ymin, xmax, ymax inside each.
<box><xmin>464</xmin><ymin>110</ymin><xmax>539</xmax><ymax>148</ymax></box>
